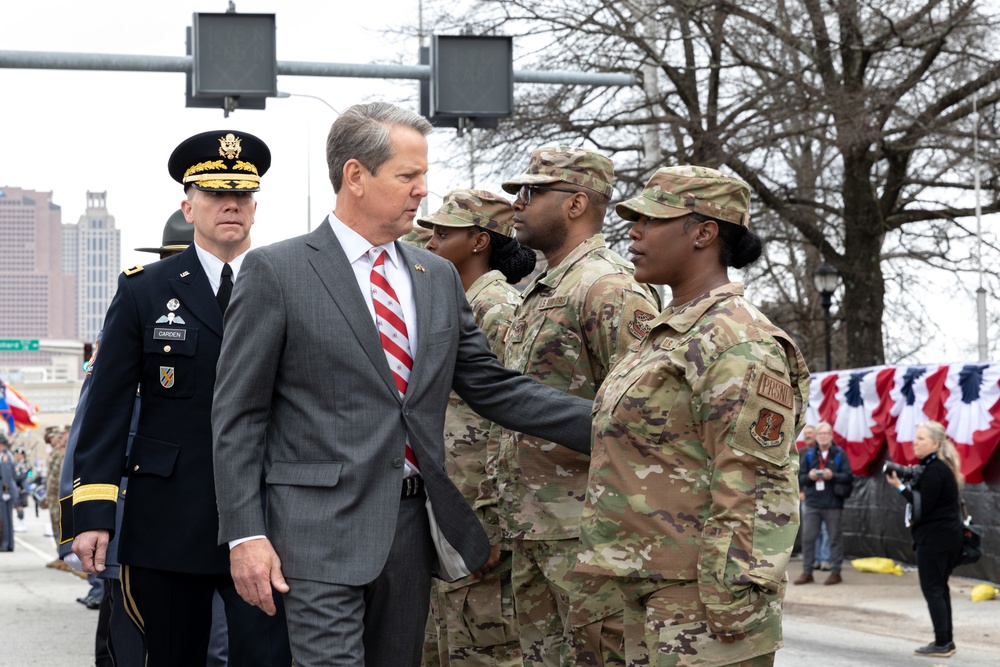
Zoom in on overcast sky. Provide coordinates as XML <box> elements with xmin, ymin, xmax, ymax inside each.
<box><xmin>2</xmin><ymin>0</ymin><xmax>477</xmax><ymax>270</ymax></box>
<box><xmin>3</xmin><ymin>0</ymin><xmax>994</xmax><ymax>365</ymax></box>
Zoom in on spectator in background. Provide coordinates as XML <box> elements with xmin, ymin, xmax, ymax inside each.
<box><xmin>45</xmin><ymin>427</ymin><xmax>69</xmax><ymax>543</ymax></box>
<box><xmin>885</xmin><ymin>421</ymin><xmax>965</xmax><ymax>658</ymax></box>
<box><xmin>1</xmin><ymin>434</ymin><xmax>17</xmax><ymax>552</ymax></box>
<box><xmin>798</xmin><ymin>425</ymin><xmax>816</xmax><ymax>451</ymax></box>
<box><xmin>11</xmin><ymin>446</ymin><xmax>30</xmax><ymax>533</ymax></box>
<box><xmin>796</xmin><ymin>425</ymin><xmax>831</xmax><ymax>570</ymax></box>
<box><xmin>795</xmin><ymin>421</ymin><xmax>853</xmax><ymax>586</ymax></box>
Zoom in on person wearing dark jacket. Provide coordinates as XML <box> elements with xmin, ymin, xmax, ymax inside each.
<box><xmin>794</xmin><ymin>421</ymin><xmax>853</xmax><ymax>585</ymax></box>
<box><xmin>886</xmin><ymin>420</ymin><xmax>964</xmax><ymax>658</ymax></box>
<box><xmin>71</xmin><ymin>131</ymin><xmax>291</xmax><ymax>667</ymax></box>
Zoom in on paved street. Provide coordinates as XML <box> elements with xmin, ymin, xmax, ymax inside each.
<box><xmin>3</xmin><ymin>507</ymin><xmax>97</xmax><ymax>666</ymax></box>
<box><xmin>3</xmin><ymin>507</ymin><xmax>999</xmax><ymax>665</ymax></box>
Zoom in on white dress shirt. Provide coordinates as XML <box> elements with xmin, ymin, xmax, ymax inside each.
<box><xmin>326</xmin><ymin>214</ymin><xmax>419</xmax><ymax>353</ymax></box>
<box><xmin>194</xmin><ymin>242</ymin><xmax>248</xmax><ymax>296</ymax></box>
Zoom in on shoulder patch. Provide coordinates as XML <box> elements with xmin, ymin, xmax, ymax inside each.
<box><xmin>750</xmin><ymin>408</ymin><xmax>786</xmax><ymax>448</ymax></box>
<box><xmin>627</xmin><ymin>309</ymin><xmax>656</xmax><ymax>340</ymax></box>
<box><xmin>728</xmin><ymin>362</ymin><xmax>793</xmax><ymax>466</ymax></box>
<box><xmin>757</xmin><ymin>372</ymin><xmax>793</xmax><ymax>409</ymax></box>
<box><xmin>123</xmin><ymin>265</ymin><xmax>144</xmax><ymax>276</ymax></box>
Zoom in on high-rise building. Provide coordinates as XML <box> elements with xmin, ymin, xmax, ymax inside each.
<box><xmin>63</xmin><ymin>191</ymin><xmax>120</xmax><ymax>342</ymax></box>
<box><xmin>0</xmin><ymin>186</ymin><xmax>77</xmax><ymax>390</ymax></box>
<box><xmin>0</xmin><ymin>186</ymin><xmax>76</xmax><ymax>341</ymax></box>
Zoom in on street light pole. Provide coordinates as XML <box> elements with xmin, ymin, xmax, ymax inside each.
<box><xmin>821</xmin><ymin>290</ymin><xmax>833</xmax><ymax>372</ymax></box>
<box><xmin>276</xmin><ymin>91</ymin><xmax>339</xmax><ymax>232</ymax></box>
<box><xmin>813</xmin><ymin>261</ymin><xmax>840</xmax><ymax>372</ymax></box>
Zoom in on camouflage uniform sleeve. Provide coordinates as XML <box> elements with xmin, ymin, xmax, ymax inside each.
<box><xmin>477</xmin><ymin>420</ymin><xmax>505</xmax><ymax>546</ymax></box>
<box><xmin>471</xmin><ymin>288</ymin><xmax>518</xmax><ymax>546</ymax></box>
<box><xmin>691</xmin><ymin>340</ymin><xmax>800</xmax><ymax>636</ymax></box>
<box><xmin>46</xmin><ymin>450</ymin><xmax>64</xmax><ymax>508</ymax></box>
<box><xmin>582</xmin><ymin>275</ymin><xmax>658</xmax><ymax>379</ymax></box>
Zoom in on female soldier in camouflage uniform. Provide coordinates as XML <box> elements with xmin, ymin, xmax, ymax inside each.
<box><xmin>419</xmin><ymin>189</ymin><xmax>536</xmax><ymax>667</ymax></box>
<box><xmin>574</xmin><ymin>167</ymin><xmax>809</xmax><ymax>667</ymax></box>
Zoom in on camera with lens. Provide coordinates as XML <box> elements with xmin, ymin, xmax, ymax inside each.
<box><xmin>882</xmin><ymin>461</ymin><xmax>925</xmax><ymax>484</ymax></box>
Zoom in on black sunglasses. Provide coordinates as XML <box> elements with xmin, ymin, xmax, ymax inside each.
<box><xmin>516</xmin><ymin>184</ymin><xmax>578</xmax><ymax>204</ymax></box>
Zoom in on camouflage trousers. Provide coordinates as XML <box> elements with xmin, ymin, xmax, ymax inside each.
<box><xmin>511</xmin><ymin>538</ymin><xmax>625</xmax><ymax>667</ymax></box>
<box><xmin>422</xmin><ymin>550</ymin><xmax>522</xmax><ymax>667</ymax></box>
<box><xmin>616</xmin><ymin>579</ymin><xmax>780</xmax><ymax>667</ymax></box>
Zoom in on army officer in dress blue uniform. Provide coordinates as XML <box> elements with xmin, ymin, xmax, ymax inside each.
<box><xmin>72</xmin><ymin>130</ymin><xmax>291</xmax><ymax>667</ymax></box>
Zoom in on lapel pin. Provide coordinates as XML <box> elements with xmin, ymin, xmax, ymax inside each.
<box><xmin>414</xmin><ymin>264</ymin><xmax>425</xmax><ymax>273</ymax></box>
<box><xmin>179</xmin><ymin>271</ymin><xmax>190</xmax><ymax>278</ymax></box>
<box><xmin>166</xmin><ymin>298</ymin><xmax>180</xmax><ymax>311</ymax></box>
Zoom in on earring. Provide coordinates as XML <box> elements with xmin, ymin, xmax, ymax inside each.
<box><xmin>473</xmin><ymin>249</ymin><xmax>478</xmax><ymax>253</ymax></box>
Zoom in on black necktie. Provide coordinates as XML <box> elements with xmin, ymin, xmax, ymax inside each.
<box><xmin>217</xmin><ymin>263</ymin><xmax>233</xmax><ymax>313</ymax></box>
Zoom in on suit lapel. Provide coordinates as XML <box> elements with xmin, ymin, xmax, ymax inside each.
<box><xmin>307</xmin><ymin>222</ymin><xmax>400</xmax><ymax>400</ymax></box>
<box><xmin>168</xmin><ymin>247</ymin><xmax>223</xmax><ymax>338</ymax></box>
<box><xmin>397</xmin><ymin>242</ymin><xmax>433</xmax><ymax>399</ymax></box>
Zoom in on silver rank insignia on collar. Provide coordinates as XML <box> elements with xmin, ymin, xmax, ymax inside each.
<box><xmin>180</xmin><ymin>271</ymin><xmax>190</xmax><ymax>278</ymax></box>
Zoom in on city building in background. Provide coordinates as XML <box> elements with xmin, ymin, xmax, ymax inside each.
<box><xmin>63</xmin><ymin>190</ymin><xmax>120</xmax><ymax>342</ymax></box>
<box><xmin>0</xmin><ymin>186</ymin><xmax>105</xmax><ymax>413</ymax></box>
<box><xmin>0</xmin><ymin>186</ymin><xmax>75</xmax><ymax>345</ymax></box>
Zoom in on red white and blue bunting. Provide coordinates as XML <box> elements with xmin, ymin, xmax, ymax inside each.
<box><xmin>797</xmin><ymin>364</ymin><xmax>1000</xmax><ymax>483</ymax></box>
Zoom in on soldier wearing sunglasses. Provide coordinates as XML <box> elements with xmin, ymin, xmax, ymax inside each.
<box><xmin>494</xmin><ymin>146</ymin><xmax>658</xmax><ymax>666</ymax></box>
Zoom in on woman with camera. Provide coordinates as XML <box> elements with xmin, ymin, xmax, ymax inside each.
<box><xmin>885</xmin><ymin>420</ymin><xmax>965</xmax><ymax>658</ymax></box>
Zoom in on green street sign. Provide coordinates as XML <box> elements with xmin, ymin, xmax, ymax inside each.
<box><xmin>0</xmin><ymin>339</ymin><xmax>40</xmax><ymax>352</ymax></box>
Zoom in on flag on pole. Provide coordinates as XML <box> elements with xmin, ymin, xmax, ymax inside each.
<box><xmin>0</xmin><ymin>379</ymin><xmax>39</xmax><ymax>432</ymax></box>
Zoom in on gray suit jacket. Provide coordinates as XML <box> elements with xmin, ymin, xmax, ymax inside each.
<box><xmin>212</xmin><ymin>222</ymin><xmax>592</xmax><ymax>585</ymax></box>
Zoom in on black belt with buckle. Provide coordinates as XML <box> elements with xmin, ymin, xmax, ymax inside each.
<box><xmin>402</xmin><ymin>476</ymin><xmax>424</xmax><ymax>498</ymax></box>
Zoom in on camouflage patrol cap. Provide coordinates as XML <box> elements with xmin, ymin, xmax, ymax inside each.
<box><xmin>417</xmin><ymin>189</ymin><xmax>515</xmax><ymax>238</ymax></box>
<box><xmin>44</xmin><ymin>425</ymin><xmax>66</xmax><ymax>442</ymax></box>
<box><xmin>501</xmin><ymin>146</ymin><xmax>614</xmax><ymax>198</ymax></box>
<box><xmin>616</xmin><ymin>165</ymin><xmax>752</xmax><ymax>228</ymax></box>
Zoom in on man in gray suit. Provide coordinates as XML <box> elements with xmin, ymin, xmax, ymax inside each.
<box><xmin>212</xmin><ymin>102</ymin><xmax>593</xmax><ymax>667</ymax></box>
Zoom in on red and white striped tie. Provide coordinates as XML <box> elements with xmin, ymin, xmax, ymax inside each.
<box><xmin>370</xmin><ymin>249</ymin><xmax>419</xmax><ymax>471</ymax></box>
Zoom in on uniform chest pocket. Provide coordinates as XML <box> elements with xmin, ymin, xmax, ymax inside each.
<box><xmin>604</xmin><ymin>346</ymin><xmax>692</xmax><ymax>447</ymax></box>
<box><xmin>127</xmin><ymin>436</ymin><xmax>180</xmax><ymax>478</ymax></box>
<box><xmin>505</xmin><ymin>303</ymin><xmax>582</xmax><ymax>384</ymax></box>
<box><xmin>143</xmin><ymin>326</ymin><xmax>199</xmax><ymax>399</ymax></box>
<box><xmin>606</xmin><ymin>364</ymin><xmax>683</xmax><ymax>447</ymax></box>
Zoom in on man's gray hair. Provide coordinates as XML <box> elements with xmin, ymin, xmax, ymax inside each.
<box><xmin>326</xmin><ymin>102</ymin><xmax>433</xmax><ymax>193</ymax></box>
